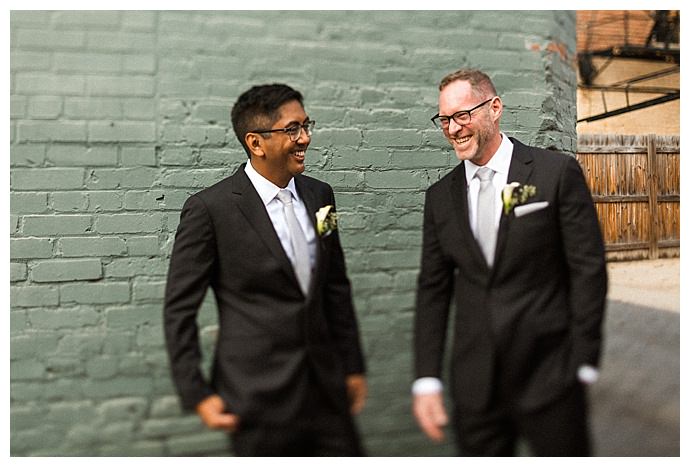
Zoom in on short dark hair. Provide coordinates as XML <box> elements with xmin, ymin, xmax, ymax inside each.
<box><xmin>438</xmin><ymin>69</ymin><xmax>497</xmax><ymax>99</ymax></box>
<box><xmin>231</xmin><ymin>84</ymin><xmax>304</xmax><ymax>157</ymax></box>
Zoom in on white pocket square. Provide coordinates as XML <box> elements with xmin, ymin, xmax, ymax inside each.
<box><xmin>514</xmin><ymin>201</ymin><xmax>549</xmax><ymax>217</ymax></box>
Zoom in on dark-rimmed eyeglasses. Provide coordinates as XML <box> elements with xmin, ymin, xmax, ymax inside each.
<box><xmin>431</xmin><ymin>98</ymin><xmax>495</xmax><ymax>129</ymax></box>
<box><xmin>250</xmin><ymin>120</ymin><xmax>316</xmax><ymax>142</ymax></box>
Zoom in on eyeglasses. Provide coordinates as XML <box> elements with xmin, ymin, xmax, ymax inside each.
<box><xmin>250</xmin><ymin>120</ymin><xmax>316</xmax><ymax>142</ymax></box>
<box><xmin>431</xmin><ymin>98</ymin><xmax>495</xmax><ymax>129</ymax></box>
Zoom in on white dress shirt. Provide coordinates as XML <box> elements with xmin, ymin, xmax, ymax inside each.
<box><xmin>412</xmin><ymin>134</ymin><xmax>597</xmax><ymax>396</ymax></box>
<box><xmin>244</xmin><ymin>161</ymin><xmax>316</xmax><ymax>270</ymax></box>
<box><xmin>464</xmin><ymin>133</ymin><xmax>513</xmax><ymax>237</ymax></box>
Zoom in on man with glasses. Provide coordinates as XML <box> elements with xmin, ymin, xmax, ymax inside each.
<box><xmin>413</xmin><ymin>69</ymin><xmax>607</xmax><ymax>456</ymax></box>
<box><xmin>164</xmin><ymin>84</ymin><xmax>366</xmax><ymax>456</ymax></box>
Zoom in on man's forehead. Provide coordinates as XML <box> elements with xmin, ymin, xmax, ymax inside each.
<box><xmin>440</xmin><ymin>80</ymin><xmax>473</xmax><ymax>99</ymax></box>
<box><xmin>439</xmin><ymin>80</ymin><xmax>475</xmax><ymax>111</ymax></box>
<box><xmin>275</xmin><ymin>100</ymin><xmax>308</xmax><ymax>123</ymax></box>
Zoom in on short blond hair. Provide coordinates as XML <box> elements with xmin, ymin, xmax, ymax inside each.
<box><xmin>439</xmin><ymin>69</ymin><xmax>497</xmax><ymax>99</ymax></box>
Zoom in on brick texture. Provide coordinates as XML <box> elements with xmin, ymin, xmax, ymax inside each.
<box><xmin>10</xmin><ymin>10</ymin><xmax>577</xmax><ymax>456</ymax></box>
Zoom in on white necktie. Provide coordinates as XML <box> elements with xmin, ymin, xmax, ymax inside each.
<box><xmin>475</xmin><ymin>167</ymin><xmax>496</xmax><ymax>266</ymax></box>
<box><xmin>276</xmin><ymin>189</ymin><xmax>311</xmax><ymax>295</ymax></box>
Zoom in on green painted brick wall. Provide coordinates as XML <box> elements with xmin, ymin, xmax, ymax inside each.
<box><xmin>10</xmin><ymin>10</ymin><xmax>577</xmax><ymax>456</ymax></box>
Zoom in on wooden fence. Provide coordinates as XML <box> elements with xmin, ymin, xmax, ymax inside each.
<box><xmin>576</xmin><ymin>134</ymin><xmax>680</xmax><ymax>261</ymax></box>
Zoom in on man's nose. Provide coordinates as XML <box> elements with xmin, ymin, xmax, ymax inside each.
<box><xmin>297</xmin><ymin>126</ymin><xmax>311</xmax><ymax>145</ymax></box>
<box><xmin>447</xmin><ymin>118</ymin><xmax>464</xmax><ymax>135</ymax></box>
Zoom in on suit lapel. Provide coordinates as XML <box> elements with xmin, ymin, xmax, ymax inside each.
<box><xmin>449</xmin><ymin>163</ymin><xmax>490</xmax><ymax>272</ymax></box>
<box><xmin>493</xmin><ymin>139</ymin><xmax>535</xmax><ymax>267</ymax></box>
<box><xmin>231</xmin><ymin>165</ymin><xmax>299</xmax><ymax>286</ymax></box>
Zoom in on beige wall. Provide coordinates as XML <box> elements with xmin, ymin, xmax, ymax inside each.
<box><xmin>577</xmin><ymin>58</ymin><xmax>679</xmax><ymax>135</ymax></box>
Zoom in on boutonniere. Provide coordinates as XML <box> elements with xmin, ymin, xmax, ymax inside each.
<box><xmin>316</xmin><ymin>205</ymin><xmax>338</xmax><ymax>237</ymax></box>
<box><xmin>502</xmin><ymin>182</ymin><xmax>537</xmax><ymax>215</ymax></box>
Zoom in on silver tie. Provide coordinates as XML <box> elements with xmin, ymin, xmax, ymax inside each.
<box><xmin>475</xmin><ymin>167</ymin><xmax>497</xmax><ymax>266</ymax></box>
<box><xmin>276</xmin><ymin>189</ymin><xmax>311</xmax><ymax>295</ymax></box>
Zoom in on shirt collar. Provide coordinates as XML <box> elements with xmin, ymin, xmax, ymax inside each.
<box><xmin>464</xmin><ymin>133</ymin><xmax>514</xmax><ymax>184</ymax></box>
<box><xmin>244</xmin><ymin>160</ymin><xmax>299</xmax><ymax>206</ymax></box>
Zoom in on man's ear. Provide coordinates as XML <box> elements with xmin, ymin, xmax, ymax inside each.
<box><xmin>245</xmin><ymin>133</ymin><xmax>264</xmax><ymax>158</ymax></box>
<box><xmin>490</xmin><ymin>96</ymin><xmax>503</xmax><ymax>123</ymax></box>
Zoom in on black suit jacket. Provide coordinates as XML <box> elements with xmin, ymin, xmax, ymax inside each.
<box><xmin>164</xmin><ymin>164</ymin><xmax>365</xmax><ymax>425</ymax></box>
<box><xmin>415</xmin><ymin>138</ymin><xmax>607</xmax><ymax>414</ymax></box>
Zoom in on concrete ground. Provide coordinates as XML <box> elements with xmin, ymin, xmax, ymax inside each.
<box><xmin>589</xmin><ymin>258</ymin><xmax>680</xmax><ymax>456</ymax></box>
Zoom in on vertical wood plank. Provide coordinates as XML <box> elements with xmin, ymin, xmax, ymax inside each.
<box><xmin>646</xmin><ymin>134</ymin><xmax>659</xmax><ymax>259</ymax></box>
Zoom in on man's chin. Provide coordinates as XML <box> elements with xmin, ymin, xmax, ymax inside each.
<box><xmin>451</xmin><ymin>140</ymin><xmax>477</xmax><ymax>161</ymax></box>
<box><xmin>454</xmin><ymin>150</ymin><xmax>476</xmax><ymax>162</ymax></box>
<box><xmin>291</xmin><ymin>161</ymin><xmax>306</xmax><ymax>175</ymax></box>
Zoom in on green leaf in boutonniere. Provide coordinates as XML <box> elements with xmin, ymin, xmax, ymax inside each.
<box><xmin>502</xmin><ymin>183</ymin><xmax>537</xmax><ymax>215</ymax></box>
<box><xmin>316</xmin><ymin>205</ymin><xmax>338</xmax><ymax>237</ymax></box>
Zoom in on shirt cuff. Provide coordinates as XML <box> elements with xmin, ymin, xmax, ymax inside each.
<box><xmin>577</xmin><ymin>365</ymin><xmax>600</xmax><ymax>385</ymax></box>
<box><xmin>412</xmin><ymin>377</ymin><xmax>443</xmax><ymax>395</ymax></box>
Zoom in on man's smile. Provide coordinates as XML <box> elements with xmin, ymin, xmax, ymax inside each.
<box><xmin>292</xmin><ymin>148</ymin><xmax>307</xmax><ymax>161</ymax></box>
<box><xmin>452</xmin><ymin>135</ymin><xmax>472</xmax><ymax>145</ymax></box>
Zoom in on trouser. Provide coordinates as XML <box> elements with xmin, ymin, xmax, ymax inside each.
<box><xmin>453</xmin><ymin>383</ymin><xmax>591</xmax><ymax>456</ymax></box>
<box><xmin>231</xmin><ymin>378</ymin><xmax>364</xmax><ymax>456</ymax></box>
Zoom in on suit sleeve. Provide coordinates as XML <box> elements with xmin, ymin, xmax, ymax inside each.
<box><xmin>558</xmin><ymin>156</ymin><xmax>608</xmax><ymax>368</ymax></box>
<box><xmin>163</xmin><ymin>195</ymin><xmax>216</xmax><ymax>410</ymax></box>
<box><xmin>322</xmin><ymin>187</ymin><xmax>366</xmax><ymax>375</ymax></box>
<box><xmin>414</xmin><ymin>188</ymin><xmax>454</xmax><ymax>380</ymax></box>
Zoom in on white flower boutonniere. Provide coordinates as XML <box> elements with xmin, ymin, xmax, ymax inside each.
<box><xmin>502</xmin><ymin>182</ymin><xmax>537</xmax><ymax>215</ymax></box>
<box><xmin>316</xmin><ymin>205</ymin><xmax>338</xmax><ymax>237</ymax></box>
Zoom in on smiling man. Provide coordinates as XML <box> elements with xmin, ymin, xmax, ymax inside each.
<box><xmin>412</xmin><ymin>69</ymin><xmax>607</xmax><ymax>456</ymax></box>
<box><xmin>164</xmin><ymin>84</ymin><xmax>366</xmax><ymax>456</ymax></box>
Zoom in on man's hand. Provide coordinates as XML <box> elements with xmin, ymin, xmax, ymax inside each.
<box><xmin>413</xmin><ymin>392</ymin><xmax>448</xmax><ymax>443</ymax></box>
<box><xmin>346</xmin><ymin>374</ymin><xmax>368</xmax><ymax>415</ymax></box>
<box><xmin>195</xmin><ymin>394</ymin><xmax>240</xmax><ymax>432</ymax></box>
